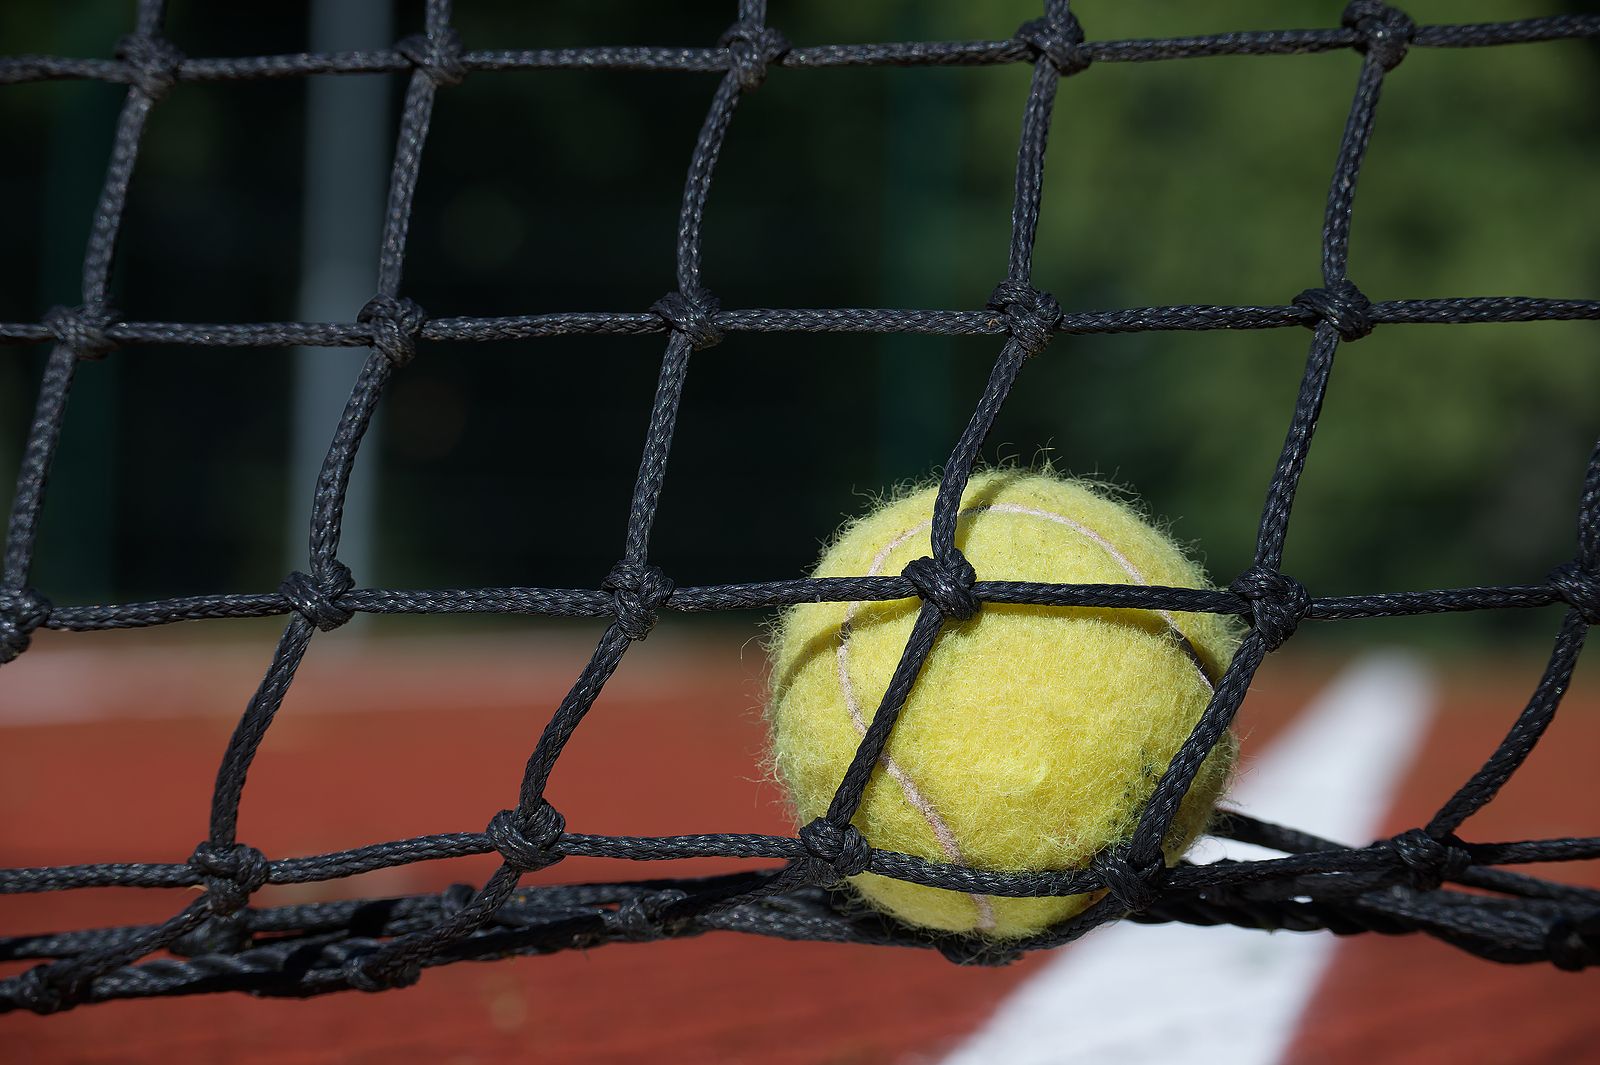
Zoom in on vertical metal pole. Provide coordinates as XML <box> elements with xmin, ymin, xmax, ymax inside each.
<box><xmin>288</xmin><ymin>0</ymin><xmax>393</xmax><ymax>592</ymax></box>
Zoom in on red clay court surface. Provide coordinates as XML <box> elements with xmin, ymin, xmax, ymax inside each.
<box><xmin>2</xmin><ymin>627</ymin><xmax>1597</xmax><ymax>1064</ymax></box>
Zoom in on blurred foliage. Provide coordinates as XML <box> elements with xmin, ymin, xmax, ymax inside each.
<box><xmin>1</xmin><ymin>1</ymin><xmax>1596</xmax><ymax>647</ymax></box>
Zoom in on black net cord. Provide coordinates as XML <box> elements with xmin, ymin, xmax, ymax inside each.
<box><xmin>328</xmin><ymin>1</ymin><xmax>775</xmax><ymax>993</ymax></box>
<box><xmin>1111</xmin><ymin>12</ymin><xmax>1411</xmax><ymax>925</ymax></box>
<box><xmin>1426</xmin><ymin>437</ymin><xmax>1600</xmax><ymax>837</ymax></box>
<box><xmin>2</xmin><ymin>1</ymin><xmax>1600</xmax><ymax>1012</ymax></box>
<box><xmin>0</xmin><ymin>0</ymin><xmax>167</xmax><ymax>656</ymax></box>
<box><xmin>6</xmin><ymin>296</ymin><xmax>1600</xmax><ymax>354</ymax></box>
<box><xmin>1429</xmin><ymin>576</ymin><xmax>1591</xmax><ymax>834</ymax></box>
<box><xmin>211</xmin><ymin>0</ymin><xmax>450</xmax><ymax>848</ymax></box>
<box><xmin>805</xmin><ymin>0</ymin><xmax>1077</xmax><ymax>900</ymax></box>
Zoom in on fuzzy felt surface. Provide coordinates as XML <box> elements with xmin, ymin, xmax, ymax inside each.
<box><xmin>767</xmin><ymin>470</ymin><xmax>1241</xmax><ymax>939</ymax></box>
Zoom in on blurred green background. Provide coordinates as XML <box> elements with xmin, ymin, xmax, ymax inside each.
<box><xmin>0</xmin><ymin>0</ymin><xmax>1596</xmax><ymax>646</ymax></box>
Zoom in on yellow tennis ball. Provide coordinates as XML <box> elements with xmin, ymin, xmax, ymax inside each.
<box><xmin>766</xmin><ymin>469</ymin><xmax>1241</xmax><ymax>939</ymax></box>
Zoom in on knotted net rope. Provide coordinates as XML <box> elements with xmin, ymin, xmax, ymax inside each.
<box><xmin>2</xmin><ymin>0</ymin><xmax>1599</xmax><ymax>1012</ymax></box>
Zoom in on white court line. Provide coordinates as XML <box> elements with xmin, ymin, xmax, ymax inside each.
<box><xmin>939</xmin><ymin>652</ymin><xmax>1435</xmax><ymax>1065</ymax></box>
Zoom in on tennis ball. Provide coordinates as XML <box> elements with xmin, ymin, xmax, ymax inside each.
<box><xmin>766</xmin><ymin>470</ymin><xmax>1240</xmax><ymax>939</ymax></box>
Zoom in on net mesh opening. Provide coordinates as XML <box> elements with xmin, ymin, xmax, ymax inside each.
<box><xmin>2</xmin><ymin>0</ymin><xmax>1599</xmax><ymax>1012</ymax></box>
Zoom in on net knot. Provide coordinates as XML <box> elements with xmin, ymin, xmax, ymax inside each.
<box><xmin>1229</xmin><ymin>566</ymin><xmax>1310</xmax><ymax>651</ymax></box>
<box><xmin>1294</xmin><ymin>280</ymin><xmax>1374</xmax><ymax>341</ymax></box>
<box><xmin>395</xmin><ymin>29</ymin><xmax>466</xmax><ymax>88</ymax></box>
<box><xmin>651</xmin><ymin>290</ymin><xmax>724</xmax><ymax>350</ymax></box>
<box><xmin>1550</xmin><ymin>560</ymin><xmax>1600</xmax><ymax>624</ymax></box>
<box><xmin>610</xmin><ymin>894</ymin><xmax>684</xmax><ymax>942</ymax></box>
<box><xmin>1015</xmin><ymin>12</ymin><xmax>1090</xmax><ymax>78</ymax></box>
<box><xmin>1093</xmin><ymin>849</ymin><xmax>1164</xmax><ymax>913</ymax></box>
<box><xmin>43</xmin><ymin>304</ymin><xmax>118</xmax><ymax>360</ymax></box>
<box><xmin>279</xmin><ymin>564</ymin><xmax>356</xmax><ymax>631</ymax></box>
<box><xmin>189</xmin><ymin>842</ymin><xmax>270</xmax><ymax>916</ymax></box>
<box><xmin>168</xmin><ymin>913</ymin><xmax>252</xmax><ymax>958</ymax></box>
<box><xmin>798</xmin><ymin>818</ymin><xmax>872</xmax><ymax>882</ymax></box>
<box><xmin>358</xmin><ymin>295</ymin><xmax>428</xmax><ymax>366</ymax></box>
<box><xmin>1546</xmin><ymin>913</ymin><xmax>1600</xmax><ymax>972</ymax></box>
<box><xmin>603</xmin><ymin>560</ymin><xmax>674</xmax><ymax>639</ymax></box>
<box><xmin>0</xmin><ymin>587</ymin><xmax>51</xmax><ymax>665</ymax></box>
<box><xmin>115</xmin><ymin>33</ymin><xmax>184</xmax><ymax>101</ymax></box>
<box><xmin>344</xmin><ymin>954</ymin><xmax>423</xmax><ymax>993</ymax></box>
<box><xmin>1383</xmin><ymin>828</ymin><xmax>1470</xmax><ymax>892</ymax></box>
<box><xmin>1342</xmin><ymin>2</ymin><xmax>1415</xmax><ymax>72</ymax></box>
<box><xmin>987</xmin><ymin>280</ymin><xmax>1061</xmax><ymax>357</ymax></box>
<box><xmin>487</xmin><ymin>803</ymin><xmax>567</xmax><ymax>872</ymax></box>
<box><xmin>902</xmin><ymin>553</ymin><xmax>980</xmax><ymax>621</ymax></box>
<box><xmin>14</xmin><ymin>964</ymin><xmax>83</xmax><ymax>1015</ymax></box>
<box><xmin>719</xmin><ymin>19</ymin><xmax>790</xmax><ymax>92</ymax></box>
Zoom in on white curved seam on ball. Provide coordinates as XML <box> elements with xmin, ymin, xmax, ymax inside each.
<box><xmin>978</xmin><ymin>502</ymin><xmax>1214</xmax><ymax>693</ymax></box>
<box><xmin>833</xmin><ymin>494</ymin><xmax>1216</xmax><ymax>933</ymax></box>
<box><xmin>839</xmin><ymin>516</ymin><xmax>998</xmax><ymax>932</ymax></box>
